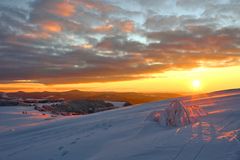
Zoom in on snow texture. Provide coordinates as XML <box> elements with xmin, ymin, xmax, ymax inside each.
<box><xmin>0</xmin><ymin>89</ymin><xmax>240</xmax><ymax>160</ymax></box>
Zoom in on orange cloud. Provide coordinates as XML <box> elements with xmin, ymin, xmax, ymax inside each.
<box><xmin>21</xmin><ymin>32</ymin><xmax>51</xmax><ymax>40</ymax></box>
<box><xmin>48</xmin><ymin>1</ymin><xmax>75</xmax><ymax>17</ymax></box>
<box><xmin>93</xmin><ymin>24</ymin><xmax>113</xmax><ymax>32</ymax></box>
<box><xmin>81</xmin><ymin>44</ymin><xmax>93</xmax><ymax>49</ymax></box>
<box><xmin>120</xmin><ymin>21</ymin><xmax>135</xmax><ymax>33</ymax></box>
<box><xmin>31</xmin><ymin>1</ymin><xmax>75</xmax><ymax>18</ymax></box>
<box><xmin>41</xmin><ymin>21</ymin><xmax>62</xmax><ymax>33</ymax></box>
<box><xmin>6</xmin><ymin>32</ymin><xmax>51</xmax><ymax>46</ymax></box>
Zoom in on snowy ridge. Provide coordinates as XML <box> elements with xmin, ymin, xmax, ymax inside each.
<box><xmin>0</xmin><ymin>89</ymin><xmax>240</xmax><ymax>160</ymax></box>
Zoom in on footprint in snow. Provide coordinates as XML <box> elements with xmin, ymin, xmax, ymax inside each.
<box><xmin>61</xmin><ymin>150</ymin><xmax>69</xmax><ymax>157</ymax></box>
<box><xmin>70</xmin><ymin>137</ymin><xmax>81</xmax><ymax>145</ymax></box>
<box><xmin>85</xmin><ymin>132</ymin><xmax>95</xmax><ymax>137</ymax></box>
<box><xmin>58</xmin><ymin>146</ymin><xmax>64</xmax><ymax>151</ymax></box>
<box><xmin>102</xmin><ymin>123</ymin><xmax>112</xmax><ymax>130</ymax></box>
<box><xmin>70</xmin><ymin>141</ymin><xmax>77</xmax><ymax>145</ymax></box>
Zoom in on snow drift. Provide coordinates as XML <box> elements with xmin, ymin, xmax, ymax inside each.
<box><xmin>148</xmin><ymin>99</ymin><xmax>207</xmax><ymax>127</ymax></box>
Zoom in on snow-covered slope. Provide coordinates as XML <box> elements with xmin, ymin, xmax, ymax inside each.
<box><xmin>0</xmin><ymin>106</ymin><xmax>72</xmax><ymax>133</ymax></box>
<box><xmin>0</xmin><ymin>89</ymin><xmax>240</xmax><ymax>160</ymax></box>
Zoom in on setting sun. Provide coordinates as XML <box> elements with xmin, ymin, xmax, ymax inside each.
<box><xmin>192</xmin><ymin>80</ymin><xmax>201</xmax><ymax>90</ymax></box>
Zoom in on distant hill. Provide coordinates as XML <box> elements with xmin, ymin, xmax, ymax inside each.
<box><xmin>5</xmin><ymin>90</ymin><xmax>181</xmax><ymax>104</ymax></box>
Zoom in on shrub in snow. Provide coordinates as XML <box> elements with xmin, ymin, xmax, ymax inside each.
<box><xmin>148</xmin><ymin>100</ymin><xmax>207</xmax><ymax>127</ymax></box>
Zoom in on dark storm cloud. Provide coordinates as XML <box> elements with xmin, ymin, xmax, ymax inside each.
<box><xmin>0</xmin><ymin>47</ymin><xmax>167</xmax><ymax>84</ymax></box>
<box><xmin>144</xmin><ymin>26</ymin><xmax>240</xmax><ymax>68</ymax></box>
<box><xmin>0</xmin><ymin>6</ymin><xmax>29</xmax><ymax>37</ymax></box>
<box><xmin>0</xmin><ymin>0</ymin><xmax>239</xmax><ymax>84</ymax></box>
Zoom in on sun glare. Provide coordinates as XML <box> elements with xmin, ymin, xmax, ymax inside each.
<box><xmin>192</xmin><ymin>80</ymin><xmax>201</xmax><ymax>90</ymax></box>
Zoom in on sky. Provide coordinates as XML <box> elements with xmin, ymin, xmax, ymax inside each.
<box><xmin>0</xmin><ymin>0</ymin><xmax>239</xmax><ymax>93</ymax></box>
